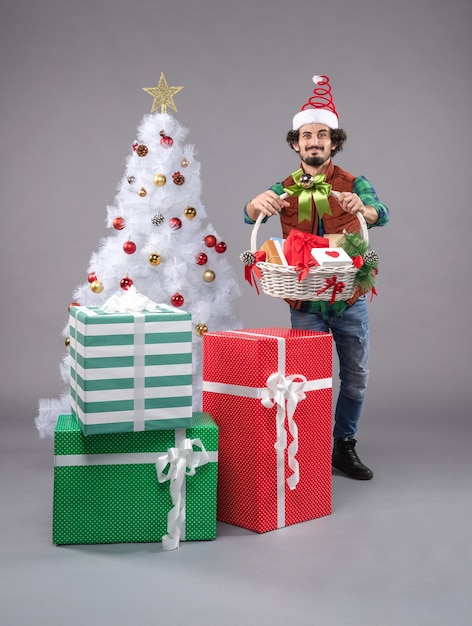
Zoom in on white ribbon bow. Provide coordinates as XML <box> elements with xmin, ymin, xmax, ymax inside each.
<box><xmin>261</xmin><ymin>372</ymin><xmax>307</xmax><ymax>490</ymax></box>
<box><xmin>100</xmin><ymin>285</ymin><xmax>158</xmax><ymax>313</ymax></box>
<box><xmin>156</xmin><ymin>438</ymin><xmax>210</xmax><ymax>551</ymax></box>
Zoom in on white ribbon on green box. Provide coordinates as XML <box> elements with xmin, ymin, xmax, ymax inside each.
<box><xmin>156</xmin><ymin>434</ymin><xmax>212</xmax><ymax>551</ymax></box>
<box><xmin>69</xmin><ymin>289</ymin><xmax>193</xmax><ymax>435</ymax></box>
<box><xmin>202</xmin><ymin>330</ymin><xmax>332</xmax><ymax>529</ymax></box>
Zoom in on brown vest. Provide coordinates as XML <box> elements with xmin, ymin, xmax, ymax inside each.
<box><xmin>279</xmin><ymin>160</ymin><xmax>360</xmax><ymax>238</ymax></box>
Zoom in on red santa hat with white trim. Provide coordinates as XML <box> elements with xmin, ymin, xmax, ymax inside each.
<box><xmin>292</xmin><ymin>74</ymin><xmax>339</xmax><ymax>130</ymax></box>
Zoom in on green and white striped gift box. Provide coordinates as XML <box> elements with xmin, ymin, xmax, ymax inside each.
<box><xmin>69</xmin><ymin>304</ymin><xmax>193</xmax><ymax>435</ymax></box>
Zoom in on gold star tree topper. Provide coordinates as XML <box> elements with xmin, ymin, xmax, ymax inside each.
<box><xmin>143</xmin><ymin>72</ymin><xmax>184</xmax><ymax>113</ymax></box>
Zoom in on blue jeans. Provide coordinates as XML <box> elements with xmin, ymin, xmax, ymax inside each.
<box><xmin>290</xmin><ymin>296</ymin><xmax>370</xmax><ymax>440</ymax></box>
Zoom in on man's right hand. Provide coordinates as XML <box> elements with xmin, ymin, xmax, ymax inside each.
<box><xmin>246</xmin><ymin>190</ymin><xmax>289</xmax><ymax>221</ymax></box>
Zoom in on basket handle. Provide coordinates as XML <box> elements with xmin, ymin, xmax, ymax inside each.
<box><xmin>250</xmin><ymin>190</ymin><xmax>368</xmax><ymax>253</ymax></box>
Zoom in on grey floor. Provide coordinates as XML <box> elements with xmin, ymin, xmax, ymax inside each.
<box><xmin>1</xmin><ymin>409</ymin><xmax>471</xmax><ymax>626</ymax></box>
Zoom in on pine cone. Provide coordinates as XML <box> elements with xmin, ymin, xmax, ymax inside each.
<box><xmin>363</xmin><ymin>250</ymin><xmax>380</xmax><ymax>268</ymax></box>
<box><xmin>240</xmin><ymin>250</ymin><xmax>255</xmax><ymax>266</ymax></box>
<box><xmin>172</xmin><ymin>172</ymin><xmax>185</xmax><ymax>186</ymax></box>
<box><xmin>136</xmin><ymin>144</ymin><xmax>148</xmax><ymax>157</ymax></box>
<box><xmin>151</xmin><ymin>213</ymin><xmax>165</xmax><ymax>226</ymax></box>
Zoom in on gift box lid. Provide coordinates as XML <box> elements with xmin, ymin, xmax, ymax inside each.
<box><xmin>54</xmin><ymin>413</ymin><xmax>218</xmax><ymax>457</ymax></box>
<box><xmin>203</xmin><ymin>328</ymin><xmax>332</xmax><ymax>389</ymax></box>
<box><xmin>311</xmin><ymin>247</ymin><xmax>353</xmax><ymax>268</ymax></box>
<box><xmin>69</xmin><ymin>303</ymin><xmax>191</xmax><ymax>326</ymax></box>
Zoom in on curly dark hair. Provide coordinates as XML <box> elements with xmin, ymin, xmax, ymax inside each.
<box><xmin>286</xmin><ymin>128</ymin><xmax>347</xmax><ymax>157</ymax></box>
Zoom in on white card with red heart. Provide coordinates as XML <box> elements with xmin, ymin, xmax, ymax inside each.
<box><xmin>311</xmin><ymin>247</ymin><xmax>353</xmax><ymax>267</ymax></box>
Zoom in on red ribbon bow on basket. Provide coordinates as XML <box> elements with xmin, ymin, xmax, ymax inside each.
<box><xmin>243</xmin><ymin>250</ymin><xmax>266</xmax><ymax>295</ymax></box>
<box><xmin>316</xmin><ymin>275</ymin><xmax>346</xmax><ymax>304</ymax></box>
<box><xmin>295</xmin><ymin>258</ymin><xmax>318</xmax><ymax>282</ymax></box>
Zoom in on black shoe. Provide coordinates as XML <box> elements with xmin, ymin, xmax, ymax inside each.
<box><xmin>332</xmin><ymin>438</ymin><xmax>373</xmax><ymax>480</ymax></box>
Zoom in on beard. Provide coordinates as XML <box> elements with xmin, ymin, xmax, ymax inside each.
<box><xmin>302</xmin><ymin>153</ymin><xmax>330</xmax><ymax>167</ymax></box>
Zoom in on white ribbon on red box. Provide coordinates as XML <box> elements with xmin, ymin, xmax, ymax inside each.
<box><xmin>203</xmin><ymin>330</ymin><xmax>332</xmax><ymax>528</ymax></box>
<box><xmin>261</xmin><ymin>371</ymin><xmax>307</xmax><ymax>492</ymax></box>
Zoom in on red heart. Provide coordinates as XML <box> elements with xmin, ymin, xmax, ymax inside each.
<box><xmin>326</xmin><ymin>250</ymin><xmax>340</xmax><ymax>258</ymax></box>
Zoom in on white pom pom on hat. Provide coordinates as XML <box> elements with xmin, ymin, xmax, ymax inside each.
<box><xmin>292</xmin><ymin>75</ymin><xmax>339</xmax><ymax>130</ymax></box>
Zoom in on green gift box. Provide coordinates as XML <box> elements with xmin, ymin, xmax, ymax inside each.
<box><xmin>53</xmin><ymin>413</ymin><xmax>218</xmax><ymax>548</ymax></box>
<box><xmin>69</xmin><ymin>303</ymin><xmax>193</xmax><ymax>435</ymax></box>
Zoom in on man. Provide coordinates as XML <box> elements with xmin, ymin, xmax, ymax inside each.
<box><xmin>244</xmin><ymin>75</ymin><xmax>389</xmax><ymax>480</ymax></box>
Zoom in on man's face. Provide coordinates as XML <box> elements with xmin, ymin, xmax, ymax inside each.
<box><xmin>293</xmin><ymin>123</ymin><xmax>335</xmax><ymax>167</ymax></box>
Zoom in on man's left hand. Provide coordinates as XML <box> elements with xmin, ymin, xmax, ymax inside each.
<box><xmin>337</xmin><ymin>192</ymin><xmax>379</xmax><ymax>225</ymax></box>
<box><xmin>338</xmin><ymin>192</ymin><xmax>364</xmax><ymax>215</ymax></box>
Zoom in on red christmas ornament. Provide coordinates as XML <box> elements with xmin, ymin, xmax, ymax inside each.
<box><xmin>120</xmin><ymin>277</ymin><xmax>133</xmax><ymax>290</ymax></box>
<box><xmin>169</xmin><ymin>217</ymin><xmax>182</xmax><ymax>230</ymax></box>
<box><xmin>171</xmin><ymin>293</ymin><xmax>185</xmax><ymax>307</ymax></box>
<box><xmin>113</xmin><ymin>217</ymin><xmax>126</xmax><ymax>230</ymax></box>
<box><xmin>215</xmin><ymin>241</ymin><xmax>227</xmax><ymax>253</ymax></box>
<box><xmin>68</xmin><ymin>302</ymin><xmax>80</xmax><ymax>311</ymax></box>
<box><xmin>123</xmin><ymin>240</ymin><xmax>137</xmax><ymax>254</ymax></box>
<box><xmin>204</xmin><ymin>235</ymin><xmax>217</xmax><ymax>247</ymax></box>
<box><xmin>196</xmin><ymin>252</ymin><xmax>208</xmax><ymax>265</ymax></box>
<box><xmin>160</xmin><ymin>134</ymin><xmax>173</xmax><ymax>147</ymax></box>
<box><xmin>87</xmin><ymin>272</ymin><xmax>97</xmax><ymax>283</ymax></box>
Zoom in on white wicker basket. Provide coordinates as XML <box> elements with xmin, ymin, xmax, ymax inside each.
<box><xmin>250</xmin><ymin>194</ymin><xmax>368</xmax><ymax>302</ymax></box>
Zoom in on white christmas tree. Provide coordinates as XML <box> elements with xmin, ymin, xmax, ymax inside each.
<box><xmin>36</xmin><ymin>73</ymin><xmax>242</xmax><ymax>437</ymax></box>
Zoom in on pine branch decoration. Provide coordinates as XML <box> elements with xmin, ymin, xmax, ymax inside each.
<box><xmin>340</xmin><ymin>231</ymin><xmax>369</xmax><ymax>258</ymax></box>
<box><xmin>338</xmin><ymin>231</ymin><xmax>380</xmax><ymax>295</ymax></box>
<box><xmin>355</xmin><ymin>265</ymin><xmax>378</xmax><ymax>293</ymax></box>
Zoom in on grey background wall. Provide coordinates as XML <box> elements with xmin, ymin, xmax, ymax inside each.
<box><xmin>1</xmin><ymin>0</ymin><xmax>470</xmax><ymax>430</ymax></box>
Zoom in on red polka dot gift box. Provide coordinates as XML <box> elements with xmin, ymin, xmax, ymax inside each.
<box><xmin>202</xmin><ymin>328</ymin><xmax>332</xmax><ymax>533</ymax></box>
<box><xmin>53</xmin><ymin>412</ymin><xmax>218</xmax><ymax>550</ymax></box>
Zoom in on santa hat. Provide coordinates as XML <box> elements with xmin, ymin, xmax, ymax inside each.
<box><xmin>292</xmin><ymin>75</ymin><xmax>339</xmax><ymax>130</ymax></box>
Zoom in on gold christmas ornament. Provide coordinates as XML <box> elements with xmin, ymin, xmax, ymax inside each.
<box><xmin>143</xmin><ymin>72</ymin><xmax>184</xmax><ymax>114</ymax></box>
<box><xmin>65</xmin><ymin>337</ymin><xmax>70</xmax><ymax>347</ymax></box>
<box><xmin>90</xmin><ymin>279</ymin><xmax>104</xmax><ymax>293</ymax></box>
<box><xmin>139</xmin><ymin>187</ymin><xmax>147</xmax><ymax>197</ymax></box>
<box><xmin>184</xmin><ymin>206</ymin><xmax>197</xmax><ymax>219</ymax></box>
<box><xmin>202</xmin><ymin>269</ymin><xmax>216</xmax><ymax>283</ymax></box>
<box><xmin>195</xmin><ymin>323</ymin><xmax>208</xmax><ymax>337</ymax></box>
<box><xmin>153</xmin><ymin>173</ymin><xmax>166</xmax><ymax>186</ymax></box>
<box><xmin>148</xmin><ymin>253</ymin><xmax>162</xmax><ymax>266</ymax></box>
<box><xmin>181</xmin><ymin>157</ymin><xmax>189</xmax><ymax>168</ymax></box>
